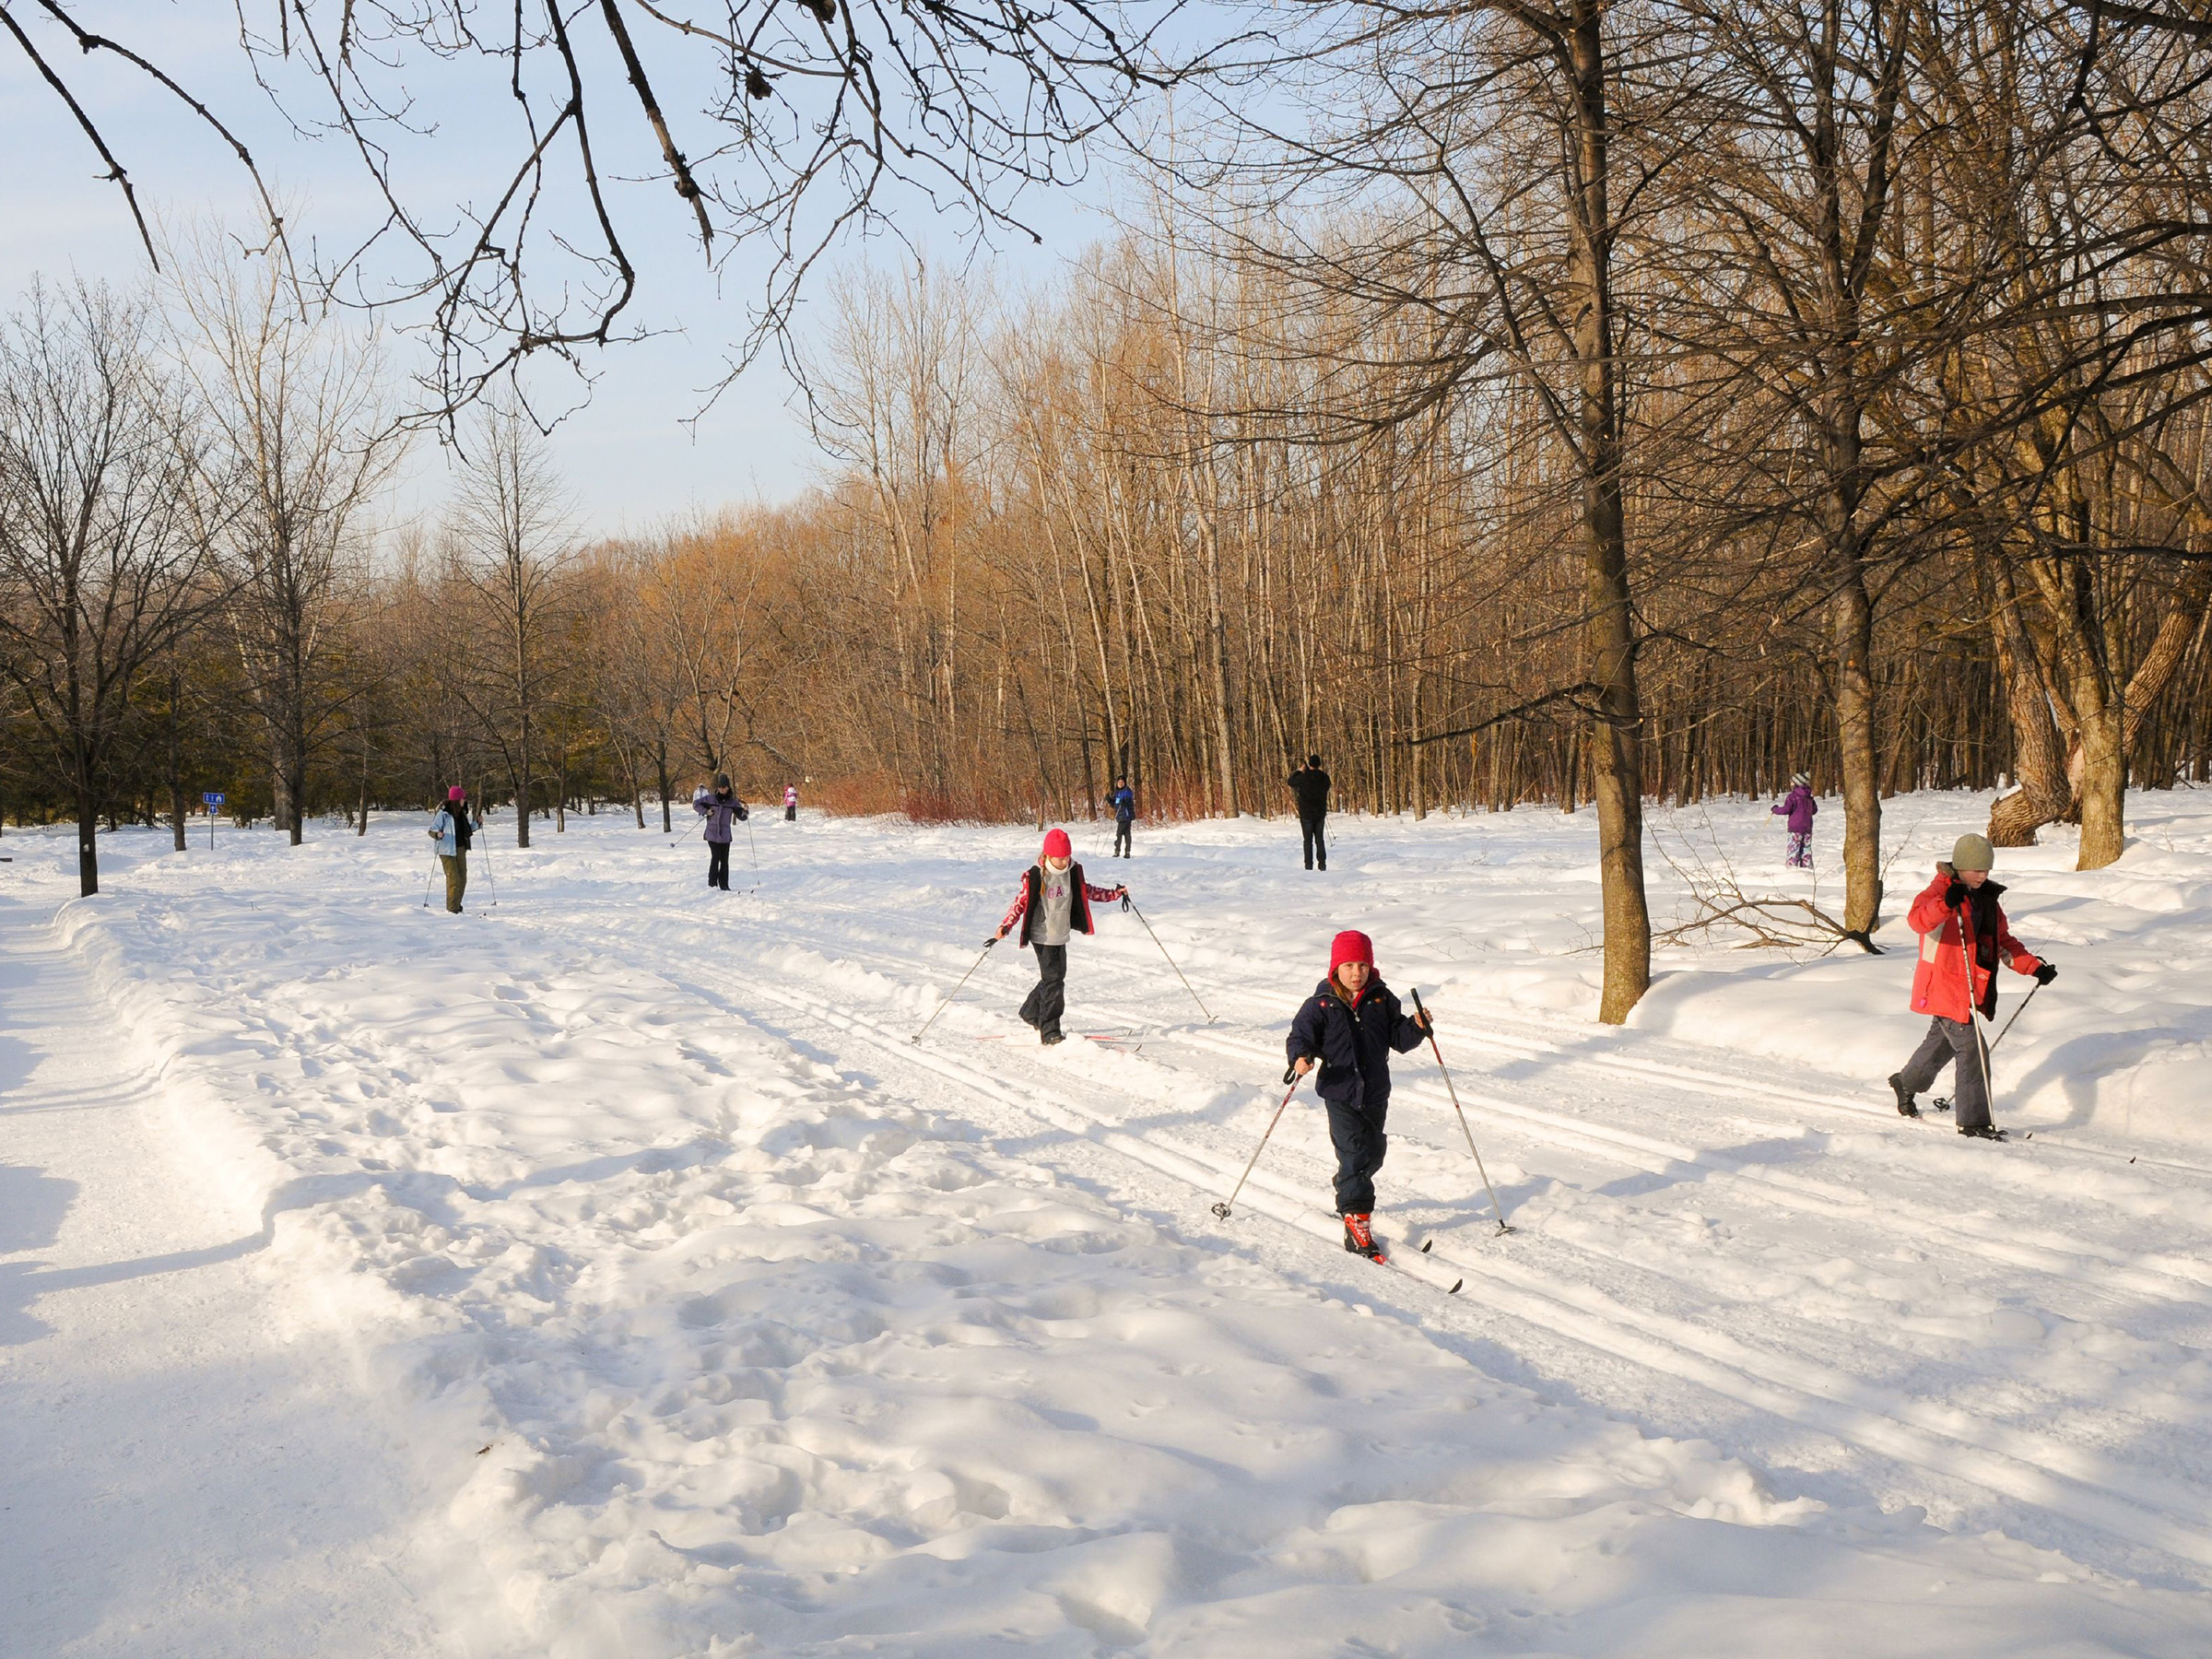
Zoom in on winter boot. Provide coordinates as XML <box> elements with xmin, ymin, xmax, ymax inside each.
<box><xmin>1959</xmin><ymin>1123</ymin><xmax>2007</xmax><ymax>1141</ymax></box>
<box><xmin>1888</xmin><ymin>1074</ymin><xmax>1920</xmax><ymax>1118</ymax></box>
<box><xmin>1342</xmin><ymin>1213</ymin><xmax>1383</xmax><ymax>1262</ymax></box>
<box><xmin>1041</xmin><ymin>1030</ymin><xmax>1066</xmax><ymax>1047</ymax></box>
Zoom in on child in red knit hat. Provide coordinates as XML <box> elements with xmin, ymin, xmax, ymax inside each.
<box><xmin>1287</xmin><ymin>929</ymin><xmax>1431</xmax><ymax>1260</ymax></box>
<box><xmin>989</xmin><ymin>828</ymin><xmax>1127</xmax><ymax>1044</ymax></box>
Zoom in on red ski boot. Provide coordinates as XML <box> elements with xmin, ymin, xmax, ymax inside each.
<box><xmin>1342</xmin><ymin>1212</ymin><xmax>1384</xmax><ymax>1262</ymax></box>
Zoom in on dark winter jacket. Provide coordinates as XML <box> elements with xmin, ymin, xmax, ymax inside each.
<box><xmin>1287</xmin><ymin>974</ymin><xmax>1427</xmax><ymax>1114</ymax></box>
<box><xmin>694</xmin><ymin>788</ymin><xmax>749</xmax><ymax>843</ymax></box>
<box><xmin>1772</xmin><ymin>784</ymin><xmax>1817</xmax><ymax>835</ymax></box>
<box><xmin>1288</xmin><ymin>766</ymin><xmax>1332</xmax><ymax>821</ymax></box>
<box><xmin>1108</xmin><ymin>786</ymin><xmax>1136</xmax><ymax>824</ymax></box>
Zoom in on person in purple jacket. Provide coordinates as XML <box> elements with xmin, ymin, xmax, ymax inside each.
<box><xmin>1772</xmin><ymin>773</ymin><xmax>1817</xmax><ymax>868</ymax></box>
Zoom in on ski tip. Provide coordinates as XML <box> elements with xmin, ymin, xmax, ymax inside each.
<box><xmin>1420</xmin><ymin>1239</ymin><xmax>1433</xmax><ymax>1253</ymax></box>
<box><xmin>1447</xmin><ymin>1278</ymin><xmax>1463</xmax><ymax>1294</ymax></box>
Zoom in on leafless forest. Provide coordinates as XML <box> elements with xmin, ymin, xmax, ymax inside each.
<box><xmin>6</xmin><ymin>0</ymin><xmax>2212</xmax><ymax>1018</ymax></box>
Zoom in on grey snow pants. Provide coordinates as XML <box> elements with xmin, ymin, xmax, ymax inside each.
<box><xmin>1899</xmin><ymin>1014</ymin><xmax>1992</xmax><ymax>1130</ymax></box>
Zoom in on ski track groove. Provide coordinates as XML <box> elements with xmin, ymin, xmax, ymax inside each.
<box><xmin>574</xmin><ymin>891</ymin><xmax>2212</xmax><ymax>1311</ymax></box>
<box><xmin>763</xmin><ymin>887</ymin><xmax>2212</xmax><ymax>1183</ymax></box>
<box><xmin>510</xmin><ymin>899</ymin><xmax>2212</xmax><ymax>1582</ymax></box>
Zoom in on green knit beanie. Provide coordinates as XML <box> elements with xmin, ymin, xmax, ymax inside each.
<box><xmin>1950</xmin><ymin>832</ymin><xmax>1995</xmax><ymax>873</ymax></box>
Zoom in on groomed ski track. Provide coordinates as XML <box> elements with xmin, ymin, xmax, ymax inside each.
<box><xmin>509</xmin><ymin>888</ymin><xmax>2212</xmax><ymax>1589</ymax></box>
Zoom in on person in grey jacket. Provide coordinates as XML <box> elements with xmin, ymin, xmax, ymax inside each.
<box><xmin>428</xmin><ymin>786</ymin><xmax>482</xmax><ymax>913</ymax></box>
<box><xmin>692</xmin><ymin>773</ymin><xmax>748</xmax><ymax>889</ymax></box>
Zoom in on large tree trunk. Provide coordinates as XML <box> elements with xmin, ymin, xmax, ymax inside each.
<box><xmin>287</xmin><ymin>722</ymin><xmax>308</xmax><ymax>847</ymax></box>
<box><xmin>169</xmin><ymin>665</ymin><xmax>188</xmax><ymax>853</ymax></box>
<box><xmin>1830</xmin><ymin>561</ymin><xmax>1883</xmax><ymax>937</ymax></box>
<box><xmin>76</xmin><ymin>771</ymin><xmax>100</xmax><ymax>897</ymax></box>
<box><xmin>1570</xmin><ymin>0</ymin><xmax>1651</xmax><ymax>1025</ymax></box>
<box><xmin>515</xmin><ymin>718</ymin><xmax>534</xmax><ymax>849</ymax></box>
<box><xmin>1983</xmin><ymin>549</ymin><xmax>2071</xmax><ymax>845</ymax></box>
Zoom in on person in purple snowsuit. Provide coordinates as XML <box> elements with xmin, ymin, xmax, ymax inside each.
<box><xmin>1773</xmin><ymin>773</ymin><xmax>1816</xmax><ymax>868</ymax></box>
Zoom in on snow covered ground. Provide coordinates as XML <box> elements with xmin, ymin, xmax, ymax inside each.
<box><xmin>3</xmin><ymin>788</ymin><xmax>2209</xmax><ymax>1657</ymax></box>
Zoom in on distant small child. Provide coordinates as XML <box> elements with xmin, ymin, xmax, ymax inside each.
<box><xmin>990</xmin><ymin>829</ymin><xmax>1128</xmax><ymax>1045</ymax></box>
<box><xmin>1107</xmin><ymin>776</ymin><xmax>1136</xmax><ymax>857</ymax></box>
<box><xmin>1286</xmin><ymin>930</ymin><xmax>1431</xmax><ymax>1261</ymax></box>
<box><xmin>784</xmin><ymin>783</ymin><xmax>799</xmax><ymax>823</ymax></box>
<box><xmin>1773</xmin><ymin>772</ymin><xmax>1817</xmax><ymax>868</ymax></box>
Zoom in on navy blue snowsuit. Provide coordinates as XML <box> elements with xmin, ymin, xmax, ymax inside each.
<box><xmin>1287</xmin><ymin>975</ymin><xmax>1428</xmax><ymax>1214</ymax></box>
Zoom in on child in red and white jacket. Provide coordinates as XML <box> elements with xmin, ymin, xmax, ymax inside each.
<box><xmin>988</xmin><ymin>828</ymin><xmax>1127</xmax><ymax>1044</ymax></box>
<box><xmin>1888</xmin><ymin>832</ymin><xmax>2054</xmax><ymax>1140</ymax></box>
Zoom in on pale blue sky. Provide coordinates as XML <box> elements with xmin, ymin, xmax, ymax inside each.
<box><xmin>0</xmin><ymin>7</ymin><xmax>1125</xmax><ymax>535</ymax></box>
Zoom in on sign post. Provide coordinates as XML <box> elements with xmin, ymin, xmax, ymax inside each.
<box><xmin>202</xmin><ymin>792</ymin><xmax>225</xmax><ymax>850</ymax></box>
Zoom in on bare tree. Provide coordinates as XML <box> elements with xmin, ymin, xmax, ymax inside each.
<box><xmin>170</xmin><ymin>232</ymin><xmax>400</xmax><ymax>845</ymax></box>
<box><xmin>0</xmin><ymin>281</ymin><xmax>226</xmax><ymax>893</ymax></box>
<box><xmin>447</xmin><ymin>404</ymin><xmax>579</xmax><ymax>847</ymax></box>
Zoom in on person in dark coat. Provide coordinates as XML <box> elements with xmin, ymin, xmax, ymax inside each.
<box><xmin>1107</xmin><ymin>776</ymin><xmax>1136</xmax><ymax>858</ymax></box>
<box><xmin>1286</xmin><ymin>929</ymin><xmax>1431</xmax><ymax>1259</ymax></box>
<box><xmin>990</xmin><ymin>828</ymin><xmax>1127</xmax><ymax>1044</ymax></box>
<box><xmin>1287</xmin><ymin>754</ymin><xmax>1331</xmax><ymax>871</ymax></box>
<box><xmin>692</xmin><ymin>774</ymin><xmax>748</xmax><ymax>889</ymax></box>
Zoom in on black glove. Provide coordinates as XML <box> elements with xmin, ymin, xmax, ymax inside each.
<box><xmin>1944</xmin><ymin>877</ymin><xmax>1970</xmax><ymax>909</ymax></box>
<box><xmin>2033</xmin><ymin>960</ymin><xmax>2057</xmax><ymax>986</ymax></box>
<box><xmin>736</xmin><ymin>805</ymin><xmax>749</xmax><ymax>820</ymax></box>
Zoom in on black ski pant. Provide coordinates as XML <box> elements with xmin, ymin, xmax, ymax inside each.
<box><xmin>1112</xmin><ymin>819</ymin><xmax>1133</xmax><ymax>857</ymax></box>
<box><xmin>1899</xmin><ymin>1014</ymin><xmax>1991</xmax><ymax>1130</ymax></box>
<box><xmin>707</xmin><ymin>841</ymin><xmax>731</xmax><ymax>889</ymax></box>
<box><xmin>1018</xmin><ymin>943</ymin><xmax>1068</xmax><ymax>1040</ymax></box>
<box><xmin>785</xmin><ymin>805</ymin><xmax>797</xmax><ymax>822</ymax></box>
<box><xmin>1325</xmin><ymin>1097</ymin><xmax>1387</xmax><ymax>1214</ymax></box>
<box><xmin>1300</xmin><ymin>814</ymin><xmax>1327</xmax><ymax>871</ymax></box>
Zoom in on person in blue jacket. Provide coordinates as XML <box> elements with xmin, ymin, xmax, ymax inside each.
<box><xmin>1107</xmin><ymin>775</ymin><xmax>1136</xmax><ymax>858</ymax></box>
<box><xmin>1286</xmin><ymin>929</ymin><xmax>1431</xmax><ymax>1261</ymax></box>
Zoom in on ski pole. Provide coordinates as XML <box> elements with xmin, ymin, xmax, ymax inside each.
<box><xmin>1409</xmin><ymin>988</ymin><xmax>1512</xmax><ymax>1235</ymax></box>
<box><xmin>482</xmin><ymin>831</ymin><xmax>498</xmax><ymax>911</ymax></box>
<box><xmin>912</xmin><ymin>938</ymin><xmax>997</xmax><ymax>1044</ymax></box>
<box><xmin>1124</xmin><ymin>897</ymin><xmax>1213</xmax><ymax>1022</ymax></box>
<box><xmin>1951</xmin><ymin>893</ymin><xmax>1996</xmax><ymax>1113</ymax></box>
<box><xmin>421</xmin><ymin>847</ymin><xmax>438</xmax><ymax>908</ymax></box>
<box><xmin>1212</xmin><ymin>1067</ymin><xmax>1300</xmax><ymax>1220</ymax></box>
<box><xmin>745</xmin><ymin>811</ymin><xmax>760</xmax><ymax>892</ymax></box>
<box><xmin>1989</xmin><ymin>978</ymin><xmax>2044</xmax><ymax>1055</ymax></box>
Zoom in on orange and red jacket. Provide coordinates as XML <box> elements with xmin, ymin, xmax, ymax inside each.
<box><xmin>1906</xmin><ymin>870</ymin><xmax>2041</xmax><ymax>1022</ymax></box>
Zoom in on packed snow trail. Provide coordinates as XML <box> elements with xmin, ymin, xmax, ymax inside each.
<box><xmin>531</xmin><ymin>900</ymin><xmax>2212</xmax><ymax>1580</ymax></box>
<box><xmin>0</xmin><ymin>891</ymin><xmax>457</xmax><ymax>1659</ymax></box>
<box><xmin>8</xmin><ymin>798</ymin><xmax>2212</xmax><ymax>1656</ymax></box>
